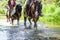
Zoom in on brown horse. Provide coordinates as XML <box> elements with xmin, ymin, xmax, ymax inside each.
<box><xmin>5</xmin><ymin>4</ymin><xmax>22</xmax><ymax>25</ymax></box>
<box><xmin>24</xmin><ymin>1</ymin><xmax>42</xmax><ymax>29</ymax></box>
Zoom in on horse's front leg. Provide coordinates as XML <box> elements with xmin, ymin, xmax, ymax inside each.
<box><xmin>33</xmin><ymin>18</ymin><xmax>37</xmax><ymax>30</ymax></box>
<box><xmin>24</xmin><ymin>10</ymin><xmax>28</xmax><ymax>28</ymax></box>
<box><xmin>28</xmin><ymin>17</ymin><xmax>32</xmax><ymax>28</ymax></box>
<box><xmin>34</xmin><ymin>21</ymin><xmax>37</xmax><ymax>30</ymax></box>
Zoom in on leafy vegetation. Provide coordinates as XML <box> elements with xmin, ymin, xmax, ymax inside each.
<box><xmin>40</xmin><ymin>0</ymin><xmax>60</xmax><ymax>26</ymax></box>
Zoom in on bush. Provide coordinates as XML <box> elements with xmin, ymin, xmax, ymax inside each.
<box><xmin>40</xmin><ymin>4</ymin><xmax>60</xmax><ymax>25</ymax></box>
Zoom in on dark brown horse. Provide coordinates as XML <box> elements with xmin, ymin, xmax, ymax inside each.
<box><xmin>24</xmin><ymin>1</ymin><xmax>42</xmax><ymax>29</ymax></box>
<box><xmin>5</xmin><ymin>4</ymin><xmax>22</xmax><ymax>25</ymax></box>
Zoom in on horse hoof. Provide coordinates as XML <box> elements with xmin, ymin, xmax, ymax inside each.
<box><xmin>29</xmin><ymin>27</ymin><xmax>32</xmax><ymax>29</ymax></box>
<box><xmin>34</xmin><ymin>26</ymin><xmax>37</xmax><ymax>30</ymax></box>
<box><xmin>29</xmin><ymin>25</ymin><xmax>32</xmax><ymax>29</ymax></box>
<box><xmin>25</xmin><ymin>27</ymin><xmax>28</xmax><ymax>29</ymax></box>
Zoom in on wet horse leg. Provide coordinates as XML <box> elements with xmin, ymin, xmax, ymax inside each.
<box><xmin>24</xmin><ymin>11</ymin><xmax>27</xmax><ymax>28</ymax></box>
<box><xmin>33</xmin><ymin>18</ymin><xmax>37</xmax><ymax>30</ymax></box>
<box><xmin>28</xmin><ymin>17</ymin><xmax>32</xmax><ymax>28</ymax></box>
<box><xmin>24</xmin><ymin>16</ymin><xmax>27</xmax><ymax>28</ymax></box>
<box><xmin>34</xmin><ymin>16</ymin><xmax>39</xmax><ymax>30</ymax></box>
<box><xmin>17</xmin><ymin>18</ymin><xmax>19</xmax><ymax>25</ymax></box>
<box><xmin>7</xmin><ymin>17</ymin><xmax>9</xmax><ymax>22</ymax></box>
<box><xmin>11</xmin><ymin>19</ymin><xmax>14</xmax><ymax>25</ymax></box>
<box><xmin>34</xmin><ymin>21</ymin><xmax>37</xmax><ymax>30</ymax></box>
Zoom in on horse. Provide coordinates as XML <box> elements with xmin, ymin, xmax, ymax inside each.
<box><xmin>24</xmin><ymin>1</ymin><xmax>42</xmax><ymax>29</ymax></box>
<box><xmin>5</xmin><ymin>4</ymin><xmax>22</xmax><ymax>25</ymax></box>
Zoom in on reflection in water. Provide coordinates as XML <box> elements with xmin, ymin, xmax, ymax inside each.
<box><xmin>0</xmin><ymin>25</ymin><xmax>60</xmax><ymax>40</ymax></box>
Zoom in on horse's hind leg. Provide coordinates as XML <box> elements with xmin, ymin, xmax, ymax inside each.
<box><xmin>28</xmin><ymin>17</ymin><xmax>32</xmax><ymax>28</ymax></box>
<box><xmin>17</xmin><ymin>18</ymin><xmax>19</xmax><ymax>25</ymax></box>
<box><xmin>11</xmin><ymin>19</ymin><xmax>14</xmax><ymax>25</ymax></box>
<box><xmin>6</xmin><ymin>16</ymin><xmax>10</xmax><ymax>22</ymax></box>
<box><xmin>24</xmin><ymin>16</ymin><xmax>27</xmax><ymax>28</ymax></box>
<box><xmin>7</xmin><ymin>18</ymin><xmax>8</xmax><ymax>22</ymax></box>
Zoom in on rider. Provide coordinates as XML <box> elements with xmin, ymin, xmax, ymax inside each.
<box><xmin>24</xmin><ymin>0</ymin><xmax>35</xmax><ymax>12</ymax></box>
<box><xmin>8</xmin><ymin>0</ymin><xmax>16</xmax><ymax>17</ymax></box>
<box><xmin>25</xmin><ymin>0</ymin><xmax>37</xmax><ymax>6</ymax></box>
<box><xmin>24</xmin><ymin>0</ymin><xmax>32</xmax><ymax>6</ymax></box>
<box><xmin>24</xmin><ymin>0</ymin><xmax>43</xmax><ymax>16</ymax></box>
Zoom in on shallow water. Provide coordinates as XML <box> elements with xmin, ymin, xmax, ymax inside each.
<box><xmin>0</xmin><ymin>26</ymin><xmax>60</xmax><ymax>40</ymax></box>
<box><xmin>0</xmin><ymin>20</ymin><xmax>60</xmax><ymax>40</ymax></box>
